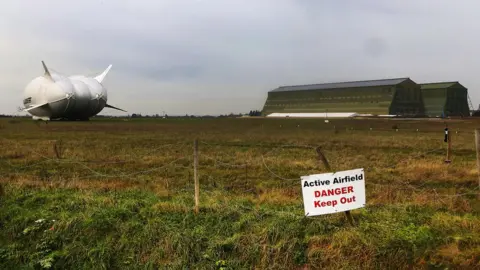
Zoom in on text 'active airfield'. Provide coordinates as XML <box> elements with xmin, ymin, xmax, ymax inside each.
<box><xmin>301</xmin><ymin>168</ymin><xmax>366</xmax><ymax>216</ymax></box>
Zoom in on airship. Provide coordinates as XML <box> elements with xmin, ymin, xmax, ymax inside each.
<box><xmin>22</xmin><ymin>61</ymin><xmax>126</xmax><ymax>121</ymax></box>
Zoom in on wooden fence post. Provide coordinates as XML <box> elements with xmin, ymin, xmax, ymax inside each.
<box><xmin>315</xmin><ymin>146</ymin><xmax>355</xmax><ymax>226</ymax></box>
<box><xmin>244</xmin><ymin>164</ymin><xmax>248</xmax><ymax>190</ymax></box>
<box><xmin>194</xmin><ymin>139</ymin><xmax>199</xmax><ymax>214</ymax></box>
<box><xmin>445</xmin><ymin>128</ymin><xmax>452</xmax><ymax>163</ymax></box>
<box><xmin>475</xmin><ymin>129</ymin><xmax>480</xmax><ymax>199</ymax></box>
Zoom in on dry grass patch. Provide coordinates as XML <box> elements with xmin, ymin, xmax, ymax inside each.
<box><xmin>256</xmin><ymin>188</ymin><xmax>299</xmax><ymax>205</ymax></box>
<box><xmin>0</xmin><ymin>176</ymin><xmax>170</xmax><ymax>194</ymax></box>
<box><xmin>394</xmin><ymin>160</ymin><xmax>477</xmax><ymax>186</ymax></box>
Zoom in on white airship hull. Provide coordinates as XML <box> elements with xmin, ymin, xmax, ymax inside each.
<box><xmin>22</xmin><ymin>61</ymin><xmax>124</xmax><ymax>120</ymax></box>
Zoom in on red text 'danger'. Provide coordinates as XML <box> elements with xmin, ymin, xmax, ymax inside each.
<box><xmin>314</xmin><ymin>186</ymin><xmax>353</xmax><ymax>198</ymax></box>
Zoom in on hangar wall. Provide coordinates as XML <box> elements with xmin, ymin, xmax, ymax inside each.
<box><xmin>420</xmin><ymin>82</ymin><xmax>470</xmax><ymax>117</ymax></box>
<box><xmin>262</xmin><ymin>78</ymin><xmax>425</xmax><ymax>117</ymax></box>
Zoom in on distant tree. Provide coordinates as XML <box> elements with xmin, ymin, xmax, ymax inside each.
<box><xmin>248</xmin><ymin>110</ymin><xmax>262</xmax><ymax>116</ymax></box>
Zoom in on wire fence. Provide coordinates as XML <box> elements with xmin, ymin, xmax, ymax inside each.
<box><xmin>0</xmin><ymin>136</ymin><xmax>479</xmax><ymax>200</ymax></box>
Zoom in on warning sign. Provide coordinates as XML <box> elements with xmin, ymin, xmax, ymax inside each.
<box><xmin>301</xmin><ymin>168</ymin><xmax>366</xmax><ymax>216</ymax></box>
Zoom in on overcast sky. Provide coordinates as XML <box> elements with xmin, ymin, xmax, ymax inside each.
<box><xmin>1</xmin><ymin>0</ymin><xmax>480</xmax><ymax>116</ymax></box>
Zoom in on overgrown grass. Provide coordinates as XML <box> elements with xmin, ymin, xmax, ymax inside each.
<box><xmin>0</xmin><ymin>117</ymin><xmax>479</xmax><ymax>269</ymax></box>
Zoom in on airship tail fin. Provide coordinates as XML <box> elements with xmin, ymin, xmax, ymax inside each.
<box><xmin>105</xmin><ymin>103</ymin><xmax>127</xmax><ymax>112</ymax></box>
<box><xmin>42</xmin><ymin>61</ymin><xmax>54</xmax><ymax>81</ymax></box>
<box><xmin>94</xmin><ymin>64</ymin><xmax>112</xmax><ymax>83</ymax></box>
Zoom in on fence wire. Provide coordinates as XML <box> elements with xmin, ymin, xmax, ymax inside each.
<box><xmin>0</xmin><ymin>136</ymin><xmax>478</xmax><ymax>198</ymax></box>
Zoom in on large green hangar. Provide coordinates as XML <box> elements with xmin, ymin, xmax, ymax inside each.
<box><xmin>262</xmin><ymin>78</ymin><xmax>425</xmax><ymax>116</ymax></box>
<box><xmin>419</xmin><ymin>82</ymin><xmax>470</xmax><ymax>117</ymax></box>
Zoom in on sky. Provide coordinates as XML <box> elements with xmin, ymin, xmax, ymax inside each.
<box><xmin>1</xmin><ymin>0</ymin><xmax>480</xmax><ymax>116</ymax></box>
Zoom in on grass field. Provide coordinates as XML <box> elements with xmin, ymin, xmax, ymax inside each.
<box><xmin>0</xmin><ymin>116</ymin><xmax>479</xmax><ymax>269</ymax></box>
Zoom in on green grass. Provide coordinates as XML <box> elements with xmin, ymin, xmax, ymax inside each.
<box><xmin>0</xmin><ymin>117</ymin><xmax>479</xmax><ymax>269</ymax></box>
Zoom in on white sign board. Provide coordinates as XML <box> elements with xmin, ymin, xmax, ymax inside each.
<box><xmin>301</xmin><ymin>168</ymin><xmax>365</xmax><ymax>216</ymax></box>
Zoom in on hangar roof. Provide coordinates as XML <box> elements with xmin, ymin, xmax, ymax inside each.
<box><xmin>270</xmin><ymin>77</ymin><xmax>410</xmax><ymax>92</ymax></box>
<box><xmin>420</xmin><ymin>82</ymin><xmax>465</xmax><ymax>90</ymax></box>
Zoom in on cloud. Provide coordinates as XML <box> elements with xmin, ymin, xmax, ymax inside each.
<box><xmin>1</xmin><ymin>0</ymin><xmax>480</xmax><ymax>116</ymax></box>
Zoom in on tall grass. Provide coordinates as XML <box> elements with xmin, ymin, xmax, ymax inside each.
<box><xmin>0</xmin><ymin>117</ymin><xmax>479</xmax><ymax>269</ymax></box>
